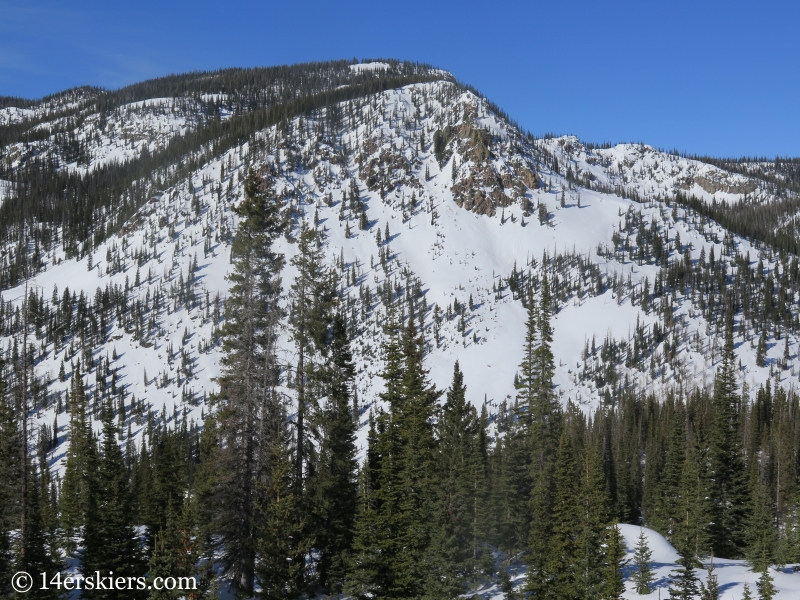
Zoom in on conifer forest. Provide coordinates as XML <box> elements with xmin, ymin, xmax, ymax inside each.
<box><xmin>2</xmin><ymin>60</ymin><xmax>800</xmax><ymax>598</ymax></box>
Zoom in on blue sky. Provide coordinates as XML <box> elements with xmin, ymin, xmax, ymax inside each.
<box><xmin>1</xmin><ymin>0</ymin><xmax>798</xmax><ymax>158</ymax></box>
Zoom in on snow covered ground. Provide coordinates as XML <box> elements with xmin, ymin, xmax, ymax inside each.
<box><xmin>0</xmin><ymin>78</ymin><xmax>797</xmax><ymax>481</ymax></box>
<box><xmin>465</xmin><ymin>525</ymin><xmax>800</xmax><ymax>599</ymax></box>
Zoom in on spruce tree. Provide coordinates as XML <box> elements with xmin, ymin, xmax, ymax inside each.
<box><xmin>746</xmin><ymin>476</ymin><xmax>778</xmax><ymax>572</ymax></box>
<box><xmin>524</xmin><ymin>279</ymin><xmax>561</xmax><ymax>597</ymax></box>
<box><xmin>60</xmin><ymin>362</ymin><xmax>97</xmax><ymax>553</ymax></box>
<box><xmin>601</xmin><ymin>522</ymin><xmax>626</xmax><ymax>600</ymax></box>
<box><xmin>208</xmin><ymin>168</ymin><xmax>283</xmax><ymax>594</ymax></box>
<box><xmin>309</xmin><ymin>313</ymin><xmax>358</xmax><ymax>593</ymax></box>
<box><xmin>289</xmin><ymin>221</ymin><xmax>335</xmax><ymax>492</ymax></box>
<box><xmin>17</xmin><ymin>465</ymin><xmax>61</xmax><ymax>600</ymax></box>
<box><xmin>82</xmin><ymin>403</ymin><xmax>145</xmax><ymax>600</ymax></box>
<box><xmin>631</xmin><ymin>528</ymin><xmax>655</xmax><ymax>594</ymax></box>
<box><xmin>393</xmin><ymin>315</ymin><xmax>440</xmax><ymax>596</ymax></box>
<box><xmin>255</xmin><ymin>416</ymin><xmax>307</xmax><ymax>600</ymax></box>
<box><xmin>347</xmin><ymin>312</ymin><xmax>440</xmax><ymax>598</ymax></box>
<box><xmin>548</xmin><ymin>426</ymin><xmax>580</xmax><ymax>599</ymax></box>
<box><xmin>575</xmin><ymin>442</ymin><xmax>609</xmax><ymax>599</ymax></box>
<box><xmin>709</xmin><ymin>318</ymin><xmax>749</xmax><ymax>558</ymax></box>
<box><xmin>346</xmin><ymin>413</ymin><xmax>384</xmax><ymax>599</ymax></box>
<box><xmin>756</xmin><ymin>566</ymin><xmax>776</xmax><ymax>600</ymax></box>
<box><xmin>0</xmin><ymin>376</ymin><xmax>20</xmax><ymax>595</ymax></box>
<box><xmin>147</xmin><ymin>504</ymin><xmax>205</xmax><ymax>600</ymax></box>
<box><xmin>700</xmin><ymin>559</ymin><xmax>720</xmax><ymax>600</ymax></box>
<box><xmin>427</xmin><ymin>361</ymin><xmax>481</xmax><ymax>597</ymax></box>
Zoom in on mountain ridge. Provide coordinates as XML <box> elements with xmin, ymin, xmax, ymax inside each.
<box><xmin>0</xmin><ymin>60</ymin><xmax>798</xmax><ymax>477</ymax></box>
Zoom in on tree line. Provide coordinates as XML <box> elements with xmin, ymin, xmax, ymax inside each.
<box><xmin>1</xmin><ymin>170</ymin><xmax>798</xmax><ymax>600</ymax></box>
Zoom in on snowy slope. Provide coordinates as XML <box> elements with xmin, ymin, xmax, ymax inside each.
<box><xmin>465</xmin><ymin>525</ymin><xmax>799</xmax><ymax>599</ymax></box>
<box><xmin>2</xmin><ymin>75</ymin><xmax>798</xmax><ymax>485</ymax></box>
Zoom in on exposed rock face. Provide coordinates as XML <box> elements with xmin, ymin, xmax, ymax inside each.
<box><xmin>449</xmin><ymin>106</ymin><xmax>539</xmax><ymax>217</ymax></box>
<box><xmin>693</xmin><ymin>174</ymin><xmax>757</xmax><ymax>195</ymax></box>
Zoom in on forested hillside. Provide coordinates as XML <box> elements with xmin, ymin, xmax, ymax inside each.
<box><xmin>2</xmin><ymin>59</ymin><xmax>800</xmax><ymax>598</ymax></box>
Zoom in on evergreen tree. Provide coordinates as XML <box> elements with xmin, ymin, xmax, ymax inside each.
<box><xmin>255</xmin><ymin>417</ymin><xmax>307</xmax><ymax>600</ymax></box>
<box><xmin>742</xmin><ymin>582</ymin><xmax>754</xmax><ymax>600</ymax></box>
<box><xmin>756</xmin><ymin>566</ymin><xmax>776</xmax><ymax>600</ymax></box>
<box><xmin>674</xmin><ymin>441</ymin><xmax>712</xmax><ymax>561</ymax></box>
<box><xmin>207</xmin><ymin>168</ymin><xmax>283</xmax><ymax>594</ymax></box>
<box><xmin>631</xmin><ymin>528</ymin><xmax>655</xmax><ymax>594</ymax></box>
<box><xmin>309</xmin><ymin>313</ymin><xmax>358</xmax><ymax>593</ymax></box>
<box><xmin>347</xmin><ymin>313</ymin><xmax>440</xmax><ymax>598</ymax></box>
<box><xmin>524</xmin><ymin>279</ymin><xmax>561</xmax><ymax>597</ymax></box>
<box><xmin>60</xmin><ymin>362</ymin><xmax>97</xmax><ymax>553</ymax></box>
<box><xmin>700</xmin><ymin>559</ymin><xmax>720</xmax><ymax>600</ymax></box>
<box><xmin>288</xmin><ymin>221</ymin><xmax>335</xmax><ymax>492</ymax></box>
<box><xmin>575</xmin><ymin>442</ymin><xmax>609</xmax><ymax>599</ymax></box>
<box><xmin>147</xmin><ymin>504</ymin><xmax>208</xmax><ymax>600</ymax></box>
<box><xmin>668</xmin><ymin>542</ymin><xmax>700</xmax><ymax>600</ymax></box>
<box><xmin>17</xmin><ymin>465</ymin><xmax>61</xmax><ymax>600</ymax></box>
<box><xmin>600</xmin><ymin>522</ymin><xmax>626</xmax><ymax>600</ymax></box>
<box><xmin>746</xmin><ymin>476</ymin><xmax>778</xmax><ymax>572</ymax></box>
<box><xmin>548</xmin><ymin>426</ymin><xmax>580</xmax><ymax>599</ymax></box>
<box><xmin>709</xmin><ymin>319</ymin><xmax>749</xmax><ymax>558</ymax></box>
<box><xmin>0</xmin><ymin>374</ymin><xmax>20</xmax><ymax>595</ymax></box>
<box><xmin>346</xmin><ymin>413</ymin><xmax>384</xmax><ymax>599</ymax></box>
<box><xmin>82</xmin><ymin>403</ymin><xmax>145</xmax><ymax>600</ymax></box>
<box><xmin>427</xmin><ymin>361</ymin><xmax>481</xmax><ymax>597</ymax></box>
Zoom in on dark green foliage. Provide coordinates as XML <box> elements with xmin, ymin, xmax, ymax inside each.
<box><xmin>206</xmin><ymin>168</ymin><xmax>284</xmax><ymax>594</ymax></box>
<box><xmin>308</xmin><ymin>314</ymin><xmax>358</xmax><ymax>593</ymax></box>
<box><xmin>147</xmin><ymin>504</ymin><xmax>210</xmax><ymax>600</ymax></box>
<box><xmin>60</xmin><ymin>362</ymin><xmax>97</xmax><ymax>551</ymax></box>
<box><xmin>548</xmin><ymin>427</ymin><xmax>580</xmax><ymax>598</ymax></box>
<box><xmin>426</xmin><ymin>361</ymin><xmax>484</xmax><ymax>597</ymax></box>
<box><xmin>700</xmin><ymin>559</ymin><xmax>720</xmax><ymax>600</ymax></box>
<box><xmin>255</xmin><ymin>419</ymin><xmax>307</xmax><ymax>600</ymax></box>
<box><xmin>82</xmin><ymin>405</ymin><xmax>145</xmax><ymax>600</ymax></box>
<box><xmin>756</xmin><ymin>567</ymin><xmax>776</xmax><ymax>600</ymax></box>
<box><xmin>631</xmin><ymin>528</ymin><xmax>655</xmax><ymax>594</ymax></box>
<box><xmin>746</xmin><ymin>477</ymin><xmax>778</xmax><ymax>572</ymax></box>
<box><xmin>347</xmin><ymin>313</ymin><xmax>440</xmax><ymax>598</ymax></box>
<box><xmin>709</xmin><ymin>319</ymin><xmax>749</xmax><ymax>558</ymax></box>
<box><xmin>601</xmin><ymin>523</ymin><xmax>626</xmax><ymax>600</ymax></box>
<box><xmin>668</xmin><ymin>542</ymin><xmax>700</xmax><ymax>600</ymax></box>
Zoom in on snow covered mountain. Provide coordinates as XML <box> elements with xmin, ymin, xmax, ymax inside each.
<box><xmin>2</xmin><ymin>59</ymin><xmax>799</xmax><ymax>475</ymax></box>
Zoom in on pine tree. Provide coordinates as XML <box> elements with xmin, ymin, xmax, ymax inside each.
<box><xmin>16</xmin><ymin>465</ymin><xmax>61</xmax><ymax>600</ymax></box>
<box><xmin>393</xmin><ymin>315</ymin><xmax>440</xmax><ymax>596</ymax></box>
<box><xmin>426</xmin><ymin>361</ymin><xmax>481</xmax><ymax>597</ymax></box>
<box><xmin>346</xmin><ymin>413</ymin><xmax>384</xmax><ymax>599</ymax></box>
<box><xmin>575</xmin><ymin>442</ymin><xmax>609</xmax><ymax>599</ymax></box>
<box><xmin>600</xmin><ymin>522</ymin><xmax>626</xmax><ymax>600</ymax></box>
<box><xmin>631</xmin><ymin>528</ymin><xmax>655</xmax><ymax>594</ymax></box>
<box><xmin>0</xmin><ymin>374</ymin><xmax>20</xmax><ymax>595</ymax></box>
<box><xmin>288</xmin><ymin>221</ymin><xmax>335</xmax><ymax>492</ymax></box>
<box><xmin>309</xmin><ymin>313</ymin><xmax>358</xmax><ymax>593</ymax></box>
<box><xmin>548</xmin><ymin>426</ymin><xmax>580</xmax><ymax>599</ymax></box>
<box><xmin>700</xmin><ymin>559</ymin><xmax>720</xmax><ymax>600</ymax></box>
<box><xmin>746</xmin><ymin>476</ymin><xmax>778</xmax><ymax>572</ymax></box>
<box><xmin>710</xmin><ymin>318</ymin><xmax>749</xmax><ymax>558</ymax></box>
<box><xmin>60</xmin><ymin>362</ymin><xmax>97</xmax><ymax>553</ymax></box>
<box><xmin>82</xmin><ymin>403</ymin><xmax>145</xmax><ymax>600</ymax></box>
<box><xmin>255</xmin><ymin>416</ymin><xmax>307</xmax><ymax>600</ymax></box>
<box><xmin>208</xmin><ymin>167</ymin><xmax>284</xmax><ymax>594</ymax></box>
<box><xmin>347</xmin><ymin>312</ymin><xmax>440</xmax><ymax>598</ymax></box>
<box><xmin>524</xmin><ymin>279</ymin><xmax>561</xmax><ymax>597</ymax></box>
<box><xmin>668</xmin><ymin>541</ymin><xmax>700</xmax><ymax>600</ymax></box>
<box><xmin>742</xmin><ymin>582</ymin><xmax>754</xmax><ymax>600</ymax></box>
<box><xmin>756</xmin><ymin>566</ymin><xmax>776</xmax><ymax>600</ymax></box>
<box><xmin>147</xmin><ymin>504</ymin><xmax>206</xmax><ymax>600</ymax></box>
